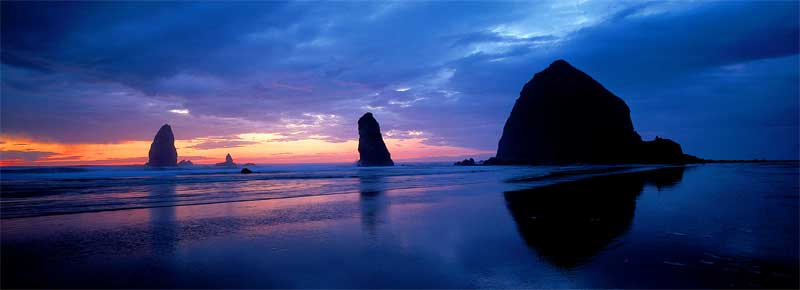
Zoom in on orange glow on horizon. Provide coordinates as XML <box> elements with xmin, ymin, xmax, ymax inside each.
<box><xmin>0</xmin><ymin>134</ymin><xmax>492</xmax><ymax>166</ymax></box>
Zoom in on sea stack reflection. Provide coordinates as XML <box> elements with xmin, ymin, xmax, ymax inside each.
<box><xmin>146</xmin><ymin>124</ymin><xmax>178</xmax><ymax>167</ymax></box>
<box><xmin>357</xmin><ymin>113</ymin><xmax>394</xmax><ymax>166</ymax></box>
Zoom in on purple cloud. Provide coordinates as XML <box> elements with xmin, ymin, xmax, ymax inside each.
<box><xmin>1</xmin><ymin>1</ymin><xmax>797</xmax><ymax>160</ymax></box>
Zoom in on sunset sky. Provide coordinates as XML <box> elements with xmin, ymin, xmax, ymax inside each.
<box><xmin>1</xmin><ymin>1</ymin><xmax>798</xmax><ymax>166</ymax></box>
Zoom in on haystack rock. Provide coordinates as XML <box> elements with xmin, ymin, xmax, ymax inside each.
<box><xmin>493</xmin><ymin>59</ymin><xmax>700</xmax><ymax>164</ymax></box>
<box><xmin>215</xmin><ymin>153</ymin><xmax>237</xmax><ymax>167</ymax></box>
<box><xmin>357</xmin><ymin>113</ymin><xmax>394</xmax><ymax>166</ymax></box>
<box><xmin>146</xmin><ymin>124</ymin><xmax>178</xmax><ymax>167</ymax></box>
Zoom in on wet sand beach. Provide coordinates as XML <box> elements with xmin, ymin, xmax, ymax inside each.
<box><xmin>2</xmin><ymin>163</ymin><xmax>798</xmax><ymax>288</ymax></box>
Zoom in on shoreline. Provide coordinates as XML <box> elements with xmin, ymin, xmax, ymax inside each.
<box><xmin>2</xmin><ymin>159</ymin><xmax>798</xmax><ymax>169</ymax></box>
<box><xmin>1</xmin><ymin>164</ymin><xmax>681</xmax><ymax>220</ymax></box>
<box><xmin>0</xmin><ymin>161</ymin><xmax>796</xmax><ymax>221</ymax></box>
<box><xmin>1</xmin><ymin>162</ymin><xmax>797</xmax><ymax>288</ymax></box>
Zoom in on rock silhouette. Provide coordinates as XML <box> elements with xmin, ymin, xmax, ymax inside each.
<box><xmin>494</xmin><ymin>60</ymin><xmax>700</xmax><ymax>164</ymax></box>
<box><xmin>638</xmin><ymin>136</ymin><xmax>690</xmax><ymax>163</ymax></box>
<box><xmin>146</xmin><ymin>124</ymin><xmax>178</xmax><ymax>167</ymax></box>
<box><xmin>454</xmin><ymin>158</ymin><xmax>476</xmax><ymax>166</ymax></box>
<box><xmin>177</xmin><ymin>160</ymin><xmax>194</xmax><ymax>167</ymax></box>
<box><xmin>240</xmin><ymin>168</ymin><xmax>253</xmax><ymax>174</ymax></box>
<box><xmin>215</xmin><ymin>153</ymin><xmax>237</xmax><ymax>167</ymax></box>
<box><xmin>357</xmin><ymin>113</ymin><xmax>394</xmax><ymax>166</ymax></box>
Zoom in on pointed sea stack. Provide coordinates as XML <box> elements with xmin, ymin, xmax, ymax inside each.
<box><xmin>493</xmin><ymin>60</ymin><xmax>699</xmax><ymax>164</ymax></box>
<box><xmin>357</xmin><ymin>113</ymin><xmax>394</xmax><ymax>166</ymax></box>
<box><xmin>147</xmin><ymin>124</ymin><xmax>178</xmax><ymax>167</ymax></box>
<box><xmin>215</xmin><ymin>153</ymin><xmax>237</xmax><ymax>167</ymax></box>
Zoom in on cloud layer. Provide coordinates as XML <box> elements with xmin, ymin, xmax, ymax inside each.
<box><xmin>2</xmin><ymin>1</ymin><xmax>798</xmax><ymax>162</ymax></box>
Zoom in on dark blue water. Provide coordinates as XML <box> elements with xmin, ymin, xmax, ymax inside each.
<box><xmin>1</xmin><ymin>163</ymin><xmax>797</xmax><ymax>288</ymax></box>
<box><xmin>0</xmin><ymin>163</ymin><xmax>647</xmax><ymax>219</ymax></box>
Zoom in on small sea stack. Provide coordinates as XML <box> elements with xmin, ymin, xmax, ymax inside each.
<box><xmin>357</xmin><ymin>112</ymin><xmax>394</xmax><ymax>166</ymax></box>
<box><xmin>215</xmin><ymin>153</ymin><xmax>237</xmax><ymax>167</ymax></box>
<box><xmin>454</xmin><ymin>158</ymin><xmax>476</xmax><ymax>166</ymax></box>
<box><xmin>146</xmin><ymin>124</ymin><xmax>178</xmax><ymax>167</ymax></box>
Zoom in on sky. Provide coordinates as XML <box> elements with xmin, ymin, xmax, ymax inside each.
<box><xmin>1</xmin><ymin>1</ymin><xmax>798</xmax><ymax>165</ymax></box>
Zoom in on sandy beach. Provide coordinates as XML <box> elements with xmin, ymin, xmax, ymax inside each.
<box><xmin>2</xmin><ymin>163</ymin><xmax>797</xmax><ymax>288</ymax></box>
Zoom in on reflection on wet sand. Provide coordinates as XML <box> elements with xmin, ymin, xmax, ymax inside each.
<box><xmin>148</xmin><ymin>181</ymin><xmax>177</xmax><ymax>255</ymax></box>
<box><xmin>359</xmin><ymin>171</ymin><xmax>389</xmax><ymax>237</ymax></box>
<box><xmin>504</xmin><ymin>167</ymin><xmax>686</xmax><ymax>269</ymax></box>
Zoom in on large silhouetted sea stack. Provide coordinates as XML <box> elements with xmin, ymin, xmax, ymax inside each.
<box><xmin>146</xmin><ymin>124</ymin><xmax>178</xmax><ymax>167</ymax></box>
<box><xmin>493</xmin><ymin>60</ymin><xmax>700</xmax><ymax>164</ymax></box>
<box><xmin>357</xmin><ymin>113</ymin><xmax>394</xmax><ymax>166</ymax></box>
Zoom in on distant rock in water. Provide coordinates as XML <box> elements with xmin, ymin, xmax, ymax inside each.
<box><xmin>243</xmin><ymin>163</ymin><xmax>256</xmax><ymax>166</ymax></box>
<box><xmin>177</xmin><ymin>160</ymin><xmax>194</xmax><ymax>167</ymax></box>
<box><xmin>357</xmin><ymin>112</ymin><xmax>394</xmax><ymax>166</ymax></box>
<box><xmin>240</xmin><ymin>168</ymin><xmax>253</xmax><ymax>174</ymax></box>
<box><xmin>215</xmin><ymin>153</ymin><xmax>237</xmax><ymax>167</ymax></box>
<box><xmin>494</xmin><ymin>60</ymin><xmax>700</xmax><ymax>164</ymax></box>
<box><xmin>146</xmin><ymin>124</ymin><xmax>178</xmax><ymax>167</ymax></box>
<box><xmin>454</xmin><ymin>158</ymin><xmax>476</xmax><ymax>166</ymax></box>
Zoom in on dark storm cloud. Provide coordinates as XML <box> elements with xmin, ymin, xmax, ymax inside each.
<box><xmin>561</xmin><ymin>1</ymin><xmax>800</xmax><ymax>86</ymax></box>
<box><xmin>1</xmin><ymin>1</ymin><xmax>797</xmax><ymax>159</ymax></box>
<box><xmin>441</xmin><ymin>1</ymin><xmax>799</xmax><ymax>158</ymax></box>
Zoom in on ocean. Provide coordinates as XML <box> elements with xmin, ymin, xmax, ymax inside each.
<box><xmin>1</xmin><ymin>162</ymin><xmax>798</xmax><ymax>288</ymax></box>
